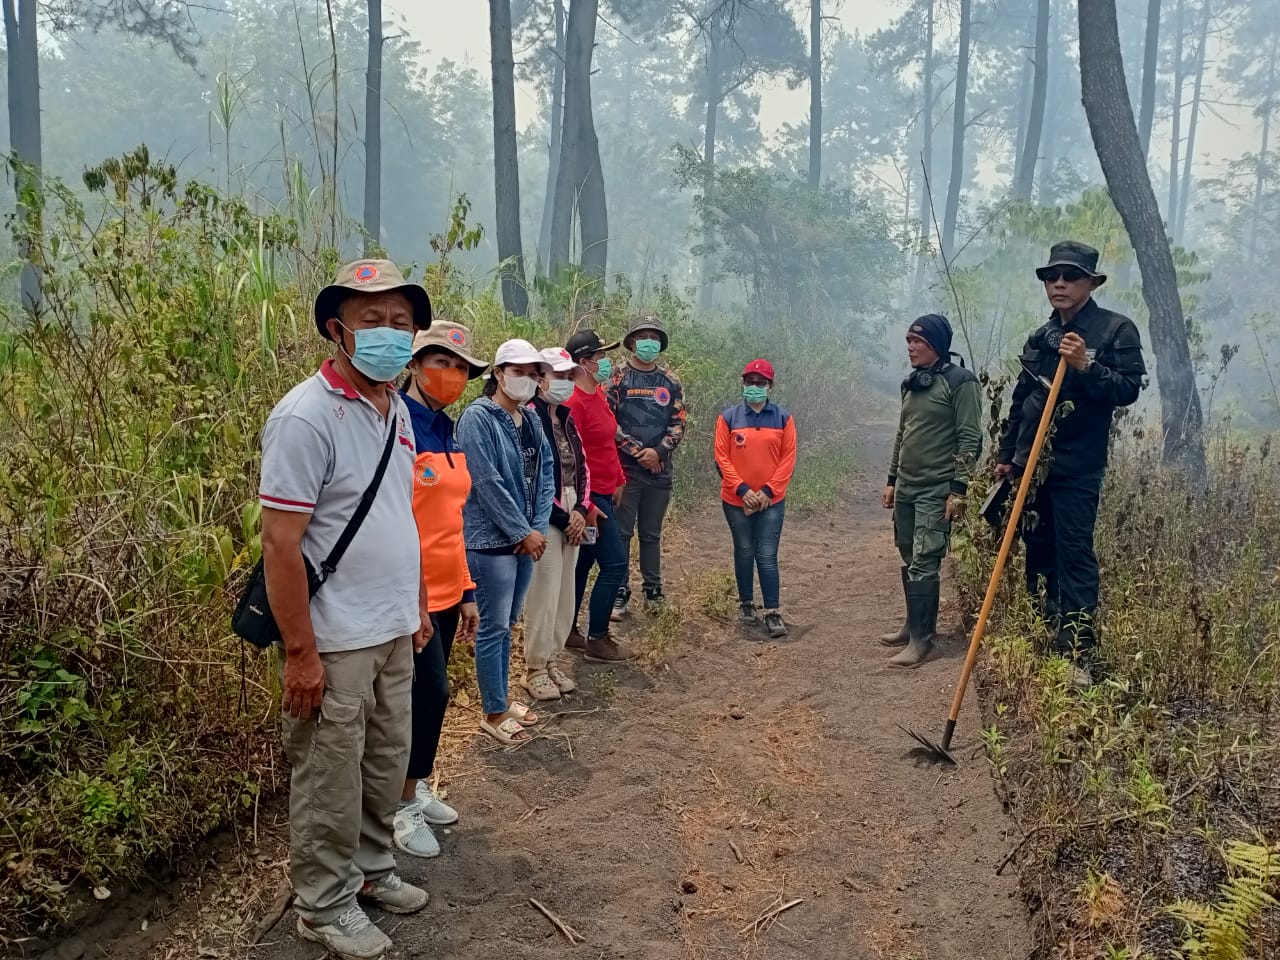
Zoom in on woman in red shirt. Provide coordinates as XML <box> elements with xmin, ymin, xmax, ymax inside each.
<box><xmin>714</xmin><ymin>359</ymin><xmax>797</xmax><ymax>640</ymax></box>
<box><xmin>563</xmin><ymin>330</ymin><xmax>636</xmax><ymax>663</ymax></box>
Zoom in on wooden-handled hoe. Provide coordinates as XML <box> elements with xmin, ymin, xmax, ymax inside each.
<box><xmin>900</xmin><ymin>353</ymin><xmax>1068</xmax><ymax>766</ymax></box>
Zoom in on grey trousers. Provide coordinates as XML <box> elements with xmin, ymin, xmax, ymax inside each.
<box><xmin>281</xmin><ymin>635</ymin><xmax>412</xmax><ymax>923</ymax></box>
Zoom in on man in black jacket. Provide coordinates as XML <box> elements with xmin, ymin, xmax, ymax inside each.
<box><xmin>996</xmin><ymin>241</ymin><xmax>1146</xmax><ymax>687</ymax></box>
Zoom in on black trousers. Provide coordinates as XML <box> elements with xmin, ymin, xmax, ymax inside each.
<box><xmin>406</xmin><ymin>604</ymin><xmax>459</xmax><ymax>780</ymax></box>
<box><xmin>1022</xmin><ymin>474</ymin><xmax>1103</xmax><ymax>655</ymax></box>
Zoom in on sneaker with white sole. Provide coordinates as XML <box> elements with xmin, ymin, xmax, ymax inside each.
<box><xmin>358</xmin><ymin>872</ymin><xmax>428</xmax><ymax>915</ymax></box>
<box><xmin>393</xmin><ymin>802</ymin><xmax>440</xmax><ymax>859</ymax></box>
<box><xmin>611</xmin><ymin>586</ymin><xmax>630</xmax><ymax>621</ymax></box>
<box><xmin>296</xmin><ymin>905</ymin><xmax>391</xmax><ymax>959</ymax></box>
<box><xmin>414</xmin><ymin>781</ymin><xmax>459</xmax><ymax>825</ymax></box>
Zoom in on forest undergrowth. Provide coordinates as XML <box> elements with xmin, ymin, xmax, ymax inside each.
<box><xmin>955</xmin><ymin>401</ymin><xmax>1280</xmax><ymax>959</ymax></box>
<box><xmin>0</xmin><ymin>155</ymin><xmax>864</xmax><ymax>943</ymax></box>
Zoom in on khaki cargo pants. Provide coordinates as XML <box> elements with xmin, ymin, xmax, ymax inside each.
<box><xmin>281</xmin><ymin>635</ymin><xmax>412</xmax><ymax>923</ymax></box>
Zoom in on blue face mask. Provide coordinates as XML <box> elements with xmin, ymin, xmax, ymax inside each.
<box><xmin>592</xmin><ymin>357</ymin><xmax>613</xmax><ymax>384</ymax></box>
<box><xmin>633</xmin><ymin>338</ymin><xmax>662</xmax><ymax>363</ymax></box>
<box><xmin>743</xmin><ymin>385</ymin><xmax>769</xmax><ymax>405</ymax></box>
<box><xmin>341</xmin><ymin>324</ymin><xmax>414</xmax><ymax>383</ymax></box>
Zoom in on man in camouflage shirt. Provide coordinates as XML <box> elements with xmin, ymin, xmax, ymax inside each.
<box><xmin>609</xmin><ymin>314</ymin><xmax>687</xmax><ymax>615</ymax></box>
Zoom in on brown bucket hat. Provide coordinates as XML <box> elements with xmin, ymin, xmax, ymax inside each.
<box><xmin>410</xmin><ymin>321</ymin><xmax>488</xmax><ymax>379</ymax></box>
<box><xmin>623</xmin><ymin>313</ymin><xmax>669</xmax><ymax>352</ymax></box>
<box><xmin>314</xmin><ymin>259</ymin><xmax>433</xmax><ymax>341</ymax></box>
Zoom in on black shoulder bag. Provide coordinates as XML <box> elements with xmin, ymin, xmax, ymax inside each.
<box><xmin>231</xmin><ymin>416</ymin><xmax>400</xmax><ymax>649</ymax></box>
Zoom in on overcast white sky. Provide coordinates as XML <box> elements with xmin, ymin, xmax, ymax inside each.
<box><xmin>393</xmin><ymin>1</ymin><xmax>1255</xmax><ymax>193</ymax></box>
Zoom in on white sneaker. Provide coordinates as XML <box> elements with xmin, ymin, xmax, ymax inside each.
<box><xmin>358</xmin><ymin>872</ymin><xmax>429</xmax><ymax>915</ymax></box>
<box><xmin>296</xmin><ymin>905</ymin><xmax>391</xmax><ymax>959</ymax></box>
<box><xmin>414</xmin><ymin>782</ymin><xmax>459</xmax><ymax>825</ymax></box>
<box><xmin>393</xmin><ymin>802</ymin><xmax>440</xmax><ymax>859</ymax></box>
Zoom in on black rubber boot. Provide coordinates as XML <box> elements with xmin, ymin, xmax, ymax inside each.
<box><xmin>888</xmin><ymin>577</ymin><xmax>939</xmax><ymax>667</ymax></box>
<box><xmin>879</xmin><ymin>567</ymin><xmax>910</xmax><ymax>647</ymax></box>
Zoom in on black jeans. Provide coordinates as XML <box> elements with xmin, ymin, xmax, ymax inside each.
<box><xmin>573</xmin><ymin>493</ymin><xmax>629</xmax><ymax>638</ymax></box>
<box><xmin>615</xmin><ymin>476</ymin><xmax>672</xmax><ymax>595</ymax></box>
<box><xmin>406</xmin><ymin>604</ymin><xmax>459</xmax><ymax>780</ymax></box>
<box><xmin>1023</xmin><ymin>474</ymin><xmax>1103</xmax><ymax>655</ymax></box>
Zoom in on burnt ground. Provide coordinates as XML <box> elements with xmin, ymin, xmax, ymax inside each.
<box><xmin>56</xmin><ymin>429</ymin><xmax>1035</xmax><ymax>960</ymax></box>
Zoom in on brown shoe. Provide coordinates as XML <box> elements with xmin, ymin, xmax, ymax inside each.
<box><xmin>584</xmin><ymin>633</ymin><xmax>636</xmax><ymax>663</ymax></box>
<box><xmin>565</xmin><ymin>625</ymin><xmax>586</xmax><ymax>651</ymax></box>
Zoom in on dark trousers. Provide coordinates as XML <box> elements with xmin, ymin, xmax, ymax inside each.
<box><xmin>723</xmin><ymin>502</ymin><xmax>786</xmax><ymax>610</ymax></box>
<box><xmin>406</xmin><ymin>604</ymin><xmax>459</xmax><ymax>780</ymax></box>
<box><xmin>1023</xmin><ymin>474</ymin><xmax>1103</xmax><ymax>655</ymax></box>
<box><xmin>615</xmin><ymin>476</ymin><xmax>672</xmax><ymax>595</ymax></box>
<box><xmin>574</xmin><ymin>493</ymin><xmax>629</xmax><ymax>638</ymax></box>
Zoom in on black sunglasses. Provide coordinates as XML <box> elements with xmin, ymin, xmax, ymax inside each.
<box><xmin>1038</xmin><ymin>267</ymin><xmax>1089</xmax><ymax>284</ymax></box>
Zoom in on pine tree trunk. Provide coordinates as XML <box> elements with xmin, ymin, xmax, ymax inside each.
<box><xmin>362</xmin><ymin>0</ymin><xmax>383</xmax><ymax>254</ymax></box>
<box><xmin>1077</xmin><ymin>0</ymin><xmax>1204</xmax><ymax>474</ymax></box>
<box><xmin>912</xmin><ymin>0</ymin><xmax>935</xmax><ymax>299</ymax></box>
<box><xmin>550</xmin><ymin>0</ymin><xmax>596</xmax><ymax>274</ymax></box>
<box><xmin>1012</xmin><ymin>33</ymin><xmax>1033</xmax><ymax>187</ymax></box>
<box><xmin>699</xmin><ymin>47</ymin><xmax>720</xmax><ymax>311</ymax></box>
<box><xmin>489</xmin><ymin>0</ymin><xmax>529</xmax><ymax>314</ymax></box>
<box><xmin>538</xmin><ymin>0</ymin><xmax>565</xmax><ymax>275</ymax></box>
<box><xmin>808</xmin><ymin>0</ymin><xmax>822</xmax><ymax>188</ymax></box>
<box><xmin>1174</xmin><ymin>0</ymin><xmax>1210</xmax><ymax>243</ymax></box>
<box><xmin>1138</xmin><ymin>0</ymin><xmax>1160</xmax><ymax>156</ymax></box>
<box><xmin>5</xmin><ymin>0</ymin><xmax>42</xmax><ymax>312</ymax></box>
<box><xmin>1040</xmin><ymin>3</ymin><xmax>1065</xmax><ymax>206</ymax></box>
<box><xmin>1168</xmin><ymin>0</ymin><xmax>1185</xmax><ymax>225</ymax></box>
<box><xmin>941</xmin><ymin>0</ymin><xmax>971</xmax><ymax>258</ymax></box>
<box><xmin>1249</xmin><ymin>36</ymin><xmax>1278</xmax><ymax>264</ymax></box>
<box><xmin>1014</xmin><ymin>0</ymin><xmax>1050</xmax><ymax>201</ymax></box>
<box><xmin>575</xmin><ymin>49</ymin><xmax>608</xmax><ymax>280</ymax></box>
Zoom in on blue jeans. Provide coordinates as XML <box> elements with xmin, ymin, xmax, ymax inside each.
<box><xmin>574</xmin><ymin>493</ymin><xmax>629</xmax><ymax>638</ymax></box>
<box><xmin>467</xmin><ymin>551</ymin><xmax>534</xmax><ymax>715</ymax></box>
<box><xmin>722</xmin><ymin>501</ymin><xmax>786</xmax><ymax>610</ymax></box>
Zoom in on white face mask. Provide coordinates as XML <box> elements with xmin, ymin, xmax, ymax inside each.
<box><xmin>500</xmin><ymin>373</ymin><xmax>539</xmax><ymax>404</ymax></box>
<box><xmin>545</xmin><ymin>379</ymin><xmax>575</xmax><ymax>404</ymax></box>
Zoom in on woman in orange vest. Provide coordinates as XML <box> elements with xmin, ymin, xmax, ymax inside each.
<box><xmin>714</xmin><ymin>359</ymin><xmax>798</xmax><ymax>640</ymax></box>
<box><xmin>393</xmin><ymin>322</ymin><xmax>487</xmax><ymax>859</ymax></box>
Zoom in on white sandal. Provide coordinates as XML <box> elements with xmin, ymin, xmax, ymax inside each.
<box><xmin>506</xmin><ymin>701</ymin><xmax>541</xmax><ymax>726</ymax></box>
<box><xmin>480</xmin><ymin>717</ymin><xmax>530</xmax><ymax>744</ymax></box>
<box><xmin>525</xmin><ymin>671</ymin><xmax>562</xmax><ymax>702</ymax></box>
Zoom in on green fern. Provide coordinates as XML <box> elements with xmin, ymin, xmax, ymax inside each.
<box><xmin>1169</xmin><ymin>840</ymin><xmax>1280</xmax><ymax>960</ymax></box>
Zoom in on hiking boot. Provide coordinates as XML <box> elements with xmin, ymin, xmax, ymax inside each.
<box><xmin>764</xmin><ymin>610</ymin><xmax>788</xmax><ymax>639</ymax></box>
<box><xmin>643</xmin><ymin>587</ymin><xmax>669</xmax><ymax>612</ymax></box>
<box><xmin>296</xmin><ymin>906</ymin><xmax>391</xmax><ymax>959</ymax></box>
<box><xmin>358</xmin><ymin>873</ymin><xmax>428</xmax><ymax>915</ymax></box>
<box><xmin>584</xmin><ymin>633</ymin><xmax>637</xmax><ymax>663</ymax></box>
<box><xmin>888</xmin><ymin>577</ymin><xmax>939</xmax><ymax>667</ymax></box>
<box><xmin>566</xmin><ymin>624</ymin><xmax>586</xmax><ymax>650</ymax></box>
<box><xmin>393</xmin><ymin>802</ymin><xmax>440</xmax><ymax>859</ymax></box>
<box><xmin>611</xmin><ymin>587</ymin><xmax>630</xmax><ymax>622</ymax></box>
<box><xmin>879</xmin><ymin>567</ymin><xmax>910</xmax><ymax>647</ymax></box>
<box><xmin>414</xmin><ymin>781</ymin><xmax>458</xmax><ymax>825</ymax></box>
<box><xmin>739</xmin><ymin>601</ymin><xmax>758</xmax><ymax>624</ymax></box>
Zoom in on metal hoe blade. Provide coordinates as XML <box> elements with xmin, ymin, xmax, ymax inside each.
<box><xmin>897</xmin><ymin>723</ymin><xmax>957</xmax><ymax>766</ymax></box>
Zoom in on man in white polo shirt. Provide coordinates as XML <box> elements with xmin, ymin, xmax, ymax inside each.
<box><xmin>259</xmin><ymin>259</ymin><xmax>432</xmax><ymax>960</ymax></box>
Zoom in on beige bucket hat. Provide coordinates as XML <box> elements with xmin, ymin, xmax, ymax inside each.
<box><xmin>314</xmin><ymin>259</ymin><xmax>433</xmax><ymax>340</ymax></box>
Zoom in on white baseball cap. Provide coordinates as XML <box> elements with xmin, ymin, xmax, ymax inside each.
<box><xmin>539</xmin><ymin>346</ymin><xmax>578</xmax><ymax>373</ymax></box>
<box><xmin>493</xmin><ymin>338</ymin><xmax>548</xmax><ymax>370</ymax></box>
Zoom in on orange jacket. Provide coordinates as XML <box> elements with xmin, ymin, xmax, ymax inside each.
<box><xmin>714</xmin><ymin>402</ymin><xmax>798</xmax><ymax>507</ymax></box>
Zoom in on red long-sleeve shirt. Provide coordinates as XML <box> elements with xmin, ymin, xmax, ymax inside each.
<box><xmin>566</xmin><ymin>384</ymin><xmax>627</xmax><ymax>497</ymax></box>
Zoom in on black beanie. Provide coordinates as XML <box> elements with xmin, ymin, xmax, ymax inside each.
<box><xmin>909</xmin><ymin>313</ymin><xmax>953</xmax><ymax>360</ymax></box>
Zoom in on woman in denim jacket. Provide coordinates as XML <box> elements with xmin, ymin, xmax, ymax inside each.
<box><xmin>456</xmin><ymin>339</ymin><xmax>556</xmax><ymax>744</ymax></box>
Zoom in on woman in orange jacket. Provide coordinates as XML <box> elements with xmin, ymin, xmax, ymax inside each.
<box><xmin>714</xmin><ymin>359</ymin><xmax>797</xmax><ymax>639</ymax></box>
<box><xmin>393</xmin><ymin>322</ymin><xmax>487</xmax><ymax>859</ymax></box>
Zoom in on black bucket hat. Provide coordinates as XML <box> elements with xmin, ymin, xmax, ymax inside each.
<box><xmin>1035</xmin><ymin>241</ymin><xmax>1107</xmax><ymax>285</ymax></box>
<box><xmin>623</xmin><ymin>314</ymin><xmax>669</xmax><ymax>352</ymax></box>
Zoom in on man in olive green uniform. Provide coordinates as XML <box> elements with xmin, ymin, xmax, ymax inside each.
<box><xmin>881</xmin><ymin>314</ymin><xmax>982</xmax><ymax>666</ymax></box>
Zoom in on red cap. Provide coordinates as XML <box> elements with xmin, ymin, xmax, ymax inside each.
<box><xmin>743</xmin><ymin>358</ymin><xmax>775</xmax><ymax>382</ymax></box>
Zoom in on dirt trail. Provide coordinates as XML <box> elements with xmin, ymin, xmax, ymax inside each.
<box><xmin>211</xmin><ymin>429</ymin><xmax>1033</xmax><ymax>960</ymax></box>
